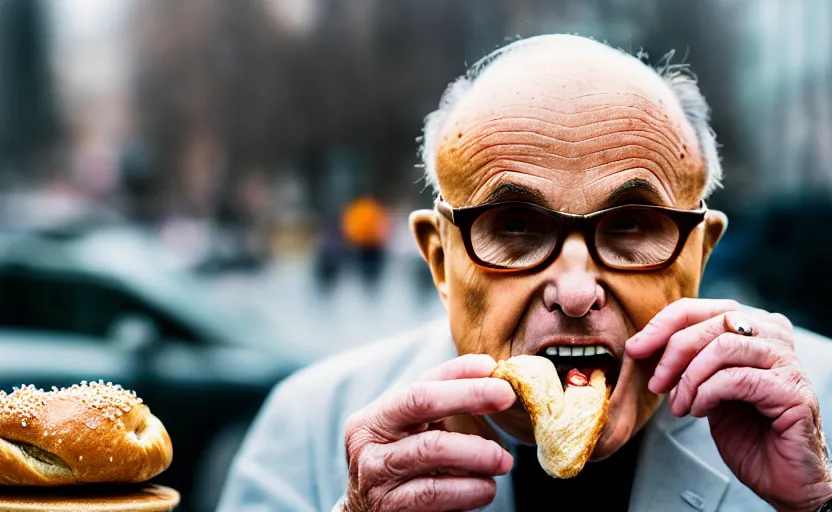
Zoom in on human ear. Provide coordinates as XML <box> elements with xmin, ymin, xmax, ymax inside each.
<box><xmin>410</xmin><ymin>209</ymin><xmax>448</xmax><ymax>305</ymax></box>
<box><xmin>701</xmin><ymin>209</ymin><xmax>728</xmax><ymax>272</ymax></box>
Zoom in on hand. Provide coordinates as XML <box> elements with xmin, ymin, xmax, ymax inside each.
<box><xmin>627</xmin><ymin>298</ymin><xmax>832</xmax><ymax>512</ymax></box>
<box><xmin>342</xmin><ymin>354</ymin><xmax>516</xmax><ymax>512</ymax></box>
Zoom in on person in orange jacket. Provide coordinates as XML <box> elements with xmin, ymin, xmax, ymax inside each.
<box><xmin>340</xmin><ymin>196</ymin><xmax>391</xmax><ymax>292</ymax></box>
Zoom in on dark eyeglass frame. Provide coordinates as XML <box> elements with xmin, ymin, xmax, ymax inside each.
<box><xmin>434</xmin><ymin>196</ymin><xmax>708</xmax><ymax>272</ymax></box>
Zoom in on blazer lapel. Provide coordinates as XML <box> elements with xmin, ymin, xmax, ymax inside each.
<box><xmin>629</xmin><ymin>402</ymin><xmax>730</xmax><ymax>512</ymax></box>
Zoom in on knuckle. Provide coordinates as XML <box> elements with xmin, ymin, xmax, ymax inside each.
<box><xmin>711</xmin><ymin>331</ymin><xmax>731</xmax><ymax>351</ymax></box>
<box><xmin>776</xmin><ymin>364</ymin><xmax>817</xmax><ymax>403</ymax></box>
<box><xmin>800</xmin><ymin>382</ymin><xmax>821</xmax><ymax>410</ymax></box>
<box><xmin>414</xmin><ymin>478</ymin><xmax>441</xmax><ymax>508</ymax></box>
<box><xmin>666</xmin><ymin>331</ymin><xmax>699</xmax><ymax>357</ymax></box>
<box><xmin>714</xmin><ymin>332</ymin><xmax>744</xmax><ymax>358</ymax></box>
<box><xmin>784</xmin><ymin>365</ymin><xmax>804</xmax><ymax>386</ymax></box>
<box><xmin>734</xmin><ymin>370</ymin><xmax>761</xmax><ymax>400</ymax></box>
<box><xmin>416</xmin><ymin>430</ymin><xmax>446</xmax><ymax>463</ymax></box>
<box><xmin>344</xmin><ymin>411</ymin><xmax>364</xmax><ymax>439</ymax></box>
<box><xmin>356</xmin><ymin>445</ymin><xmax>382</xmax><ymax>487</ymax></box>
<box><xmin>768</xmin><ymin>343</ymin><xmax>793</xmax><ymax>365</ymax></box>
<box><xmin>345</xmin><ymin>414</ymin><xmax>371</xmax><ymax>456</ymax></box>
<box><xmin>769</xmin><ymin>312</ymin><xmax>794</xmax><ymax>331</ymax></box>
<box><xmin>679</xmin><ymin>369</ymin><xmax>697</xmax><ymax>396</ymax></box>
<box><xmin>677</xmin><ymin>297</ymin><xmax>695</xmax><ymax>307</ymax></box>
<box><xmin>405</xmin><ymin>382</ymin><xmax>434</xmax><ymax>416</ymax></box>
<box><xmin>667</xmin><ymin>297</ymin><xmax>693</xmax><ymax>317</ymax></box>
<box><xmin>725</xmin><ymin>299</ymin><xmax>742</xmax><ymax>311</ymax></box>
<box><xmin>793</xmin><ymin>377</ymin><xmax>820</xmax><ymax>413</ymax></box>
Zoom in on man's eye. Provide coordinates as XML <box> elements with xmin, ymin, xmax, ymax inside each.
<box><xmin>605</xmin><ymin>213</ymin><xmax>642</xmax><ymax>233</ymax></box>
<box><xmin>502</xmin><ymin>217</ymin><xmax>528</xmax><ymax>233</ymax></box>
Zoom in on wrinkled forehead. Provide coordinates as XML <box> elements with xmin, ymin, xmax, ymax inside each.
<box><xmin>434</xmin><ymin>43</ymin><xmax>705</xmax><ymax>211</ymax></box>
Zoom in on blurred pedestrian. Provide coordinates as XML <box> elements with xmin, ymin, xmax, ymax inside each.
<box><xmin>313</xmin><ymin>221</ymin><xmax>343</xmax><ymax>295</ymax></box>
<box><xmin>340</xmin><ymin>195</ymin><xmax>391</xmax><ymax>294</ymax></box>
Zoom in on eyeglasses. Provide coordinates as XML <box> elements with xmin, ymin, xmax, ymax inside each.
<box><xmin>435</xmin><ymin>197</ymin><xmax>707</xmax><ymax>272</ymax></box>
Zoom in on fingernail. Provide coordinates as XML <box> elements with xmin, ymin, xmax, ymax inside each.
<box><xmin>668</xmin><ymin>386</ymin><xmax>683</xmax><ymax>416</ymax></box>
<box><xmin>648</xmin><ymin>376</ymin><xmax>660</xmax><ymax>394</ymax></box>
<box><xmin>625</xmin><ymin>335</ymin><xmax>643</xmax><ymax>357</ymax></box>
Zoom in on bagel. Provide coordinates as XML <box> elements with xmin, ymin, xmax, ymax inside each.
<box><xmin>0</xmin><ymin>381</ymin><xmax>172</xmax><ymax>486</ymax></box>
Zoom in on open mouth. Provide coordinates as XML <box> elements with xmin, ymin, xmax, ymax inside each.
<box><xmin>535</xmin><ymin>345</ymin><xmax>621</xmax><ymax>390</ymax></box>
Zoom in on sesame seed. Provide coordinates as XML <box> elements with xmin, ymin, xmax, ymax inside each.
<box><xmin>0</xmin><ymin>381</ymin><xmax>144</xmax><ymax>426</ymax></box>
<box><xmin>109</xmin><ymin>456</ymin><xmax>113</xmax><ymax>463</ymax></box>
<box><xmin>79</xmin><ymin>456</ymin><xmax>83</xmax><ymax>461</ymax></box>
<box><xmin>57</xmin><ymin>439</ymin><xmax>62</xmax><ymax>444</ymax></box>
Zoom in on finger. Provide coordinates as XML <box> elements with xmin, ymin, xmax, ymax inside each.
<box><xmin>668</xmin><ymin>333</ymin><xmax>792</xmax><ymax>416</ymax></box>
<box><xmin>686</xmin><ymin>367</ymin><xmax>805</xmax><ymax>421</ymax></box>
<box><xmin>370</xmin><ymin>378</ymin><xmax>516</xmax><ymax>435</ymax></box>
<box><xmin>379</xmin><ymin>475</ymin><xmax>497</xmax><ymax>512</ymax></box>
<box><xmin>368</xmin><ymin>430</ymin><xmax>511</xmax><ymax>485</ymax></box>
<box><xmin>418</xmin><ymin>354</ymin><xmax>499</xmax><ymax>382</ymax></box>
<box><xmin>768</xmin><ymin>312</ymin><xmax>794</xmax><ymax>333</ymax></box>
<box><xmin>626</xmin><ymin>298</ymin><xmax>743</xmax><ymax>359</ymax></box>
<box><xmin>647</xmin><ymin>312</ymin><xmax>790</xmax><ymax>394</ymax></box>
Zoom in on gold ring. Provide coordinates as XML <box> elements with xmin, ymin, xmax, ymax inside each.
<box><xmin>724</xmin><ymin>313</ymin><xmax>755</xmax><ymax>336</ymax></box>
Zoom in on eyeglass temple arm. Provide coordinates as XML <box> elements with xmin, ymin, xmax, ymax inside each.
<box><xmin>434</xmin><ymin>196</ymin><xmax>455</xmax><ymax>223</ymax></box>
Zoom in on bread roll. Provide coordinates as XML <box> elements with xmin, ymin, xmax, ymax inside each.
<box><xmin>0</xmin><ymin>381</ymin><xmax>173</xmax><ymax>485</ymax></box>
<box><xmin>491</xmin><ymin>355</ymin><xmax>609</xmax><ymax>478</ymax></box>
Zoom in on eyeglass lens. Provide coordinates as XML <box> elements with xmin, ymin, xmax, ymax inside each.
<box><xmin>469</xmin><ymin>205</ymin><xmax>681</xmax><ymax>269</ymax></box>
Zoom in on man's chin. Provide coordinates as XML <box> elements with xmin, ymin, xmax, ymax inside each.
<box><xmin>590</xmin><ymin>418</ymin><xmax>633</xmax><ymax>460</ymax></box>
<box><xmin>591</xmin><ymin>389</ymin><xmax>660</xmax><ymax>460</ymax></box>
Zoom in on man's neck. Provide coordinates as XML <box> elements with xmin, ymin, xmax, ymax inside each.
<box><xmin>512</xmin><ymin>429</ymin><xmax>646</xmax><ymax>511</ymax></box>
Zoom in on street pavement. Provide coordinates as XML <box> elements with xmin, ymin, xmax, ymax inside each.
<box><xmin>202</xmin><ymin>254</ymin><xmax>446</xmax><ymax>361</ymax></box>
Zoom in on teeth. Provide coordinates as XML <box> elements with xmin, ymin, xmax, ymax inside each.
<box><xmin>542</xmin><ymin>345</ymin><xmax>610</xmax><ymax>357</ymax></box>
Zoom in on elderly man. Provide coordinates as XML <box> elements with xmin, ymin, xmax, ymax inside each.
<box><xmin>217</xmin><ymin>34</ymin><xmax>832</xmax><ymax>511</ymax></box>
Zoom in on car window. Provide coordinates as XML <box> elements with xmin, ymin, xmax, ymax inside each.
<box><xmin>0</xmin><ymin>268</ymin><xmax>199</xmax><ymax>343</ymax></box>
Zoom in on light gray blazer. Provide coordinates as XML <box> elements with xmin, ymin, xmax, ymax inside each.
<box><xmin>216</xmin><ymin>316</ymin><xmax>832</xmax><ymax>512</ymax></box>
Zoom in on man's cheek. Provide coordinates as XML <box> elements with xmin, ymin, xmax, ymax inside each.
<box><xmin>608</xmin><ymin>273</ymin><xmax>687</xmax><ymax>332</ymax></box>
<box><xmin>447</xmin><ymin>265</ymin><xmax>519</xmax><ymax>359</ymax></box>
<box><xmin>446</xmin><ymin>261</ymin><xmax>489</xmax><ymax>355</ymax></box>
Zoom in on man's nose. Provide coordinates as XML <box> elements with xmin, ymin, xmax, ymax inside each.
<box><xmin>541</xmin><ymin>233</ymin><xmax>606</xmax><ymax>318</ymax></box>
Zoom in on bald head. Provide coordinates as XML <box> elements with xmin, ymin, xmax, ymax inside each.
<box><xmin>421</xmin><ymin>34</ymin><xmax>721</xmax><ymax>203</ymax></box>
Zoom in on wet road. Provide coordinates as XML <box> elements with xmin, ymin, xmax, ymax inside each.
<box><xmin>202</xmin><ymin>254</ymin><xmax>446</xmax><ymax>360</ymax></box>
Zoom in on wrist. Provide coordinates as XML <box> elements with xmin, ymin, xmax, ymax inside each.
<box><xmin>812</xmin><ymin>480</ymin><xmax>832</xmax><ymax>512</ymax></box>
<box><xmin>815</xmin><ymin>495</ymin><xmax>832</xmax><ymax>512</ymax></box>
<box><xmin>770</xmin><ymin>481</ymin><xmax>832</xmax><ymax>512</ymax></box>
<box><xmin>795</xmin><ymin>481</ymin><xmax>832</xmax><ymax>512</ymax></box>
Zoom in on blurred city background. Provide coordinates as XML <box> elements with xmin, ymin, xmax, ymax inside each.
<box><xmin>0</xmin><ymin>0</ymin><xmax>830</xmax><ymax>511</ymax></box>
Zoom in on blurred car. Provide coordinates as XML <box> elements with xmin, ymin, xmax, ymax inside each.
<box><xmin>0</xmin><ymin>223</ymin><xmax>317</xmax><ymax>512</ymax></box>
